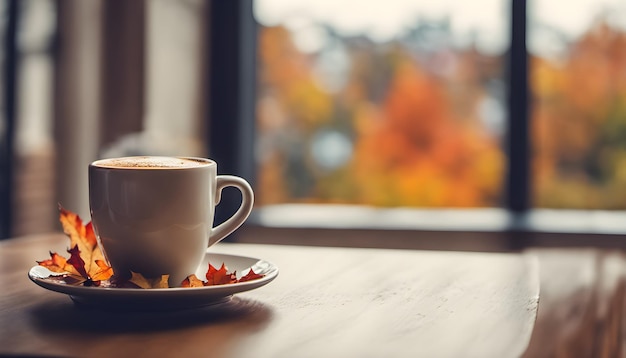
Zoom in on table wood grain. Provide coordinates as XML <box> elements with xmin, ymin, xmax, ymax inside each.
<box><xmin>0</xmin><ymin>234</ymin><xmax>539</xmax><ymax>357</ymax></box>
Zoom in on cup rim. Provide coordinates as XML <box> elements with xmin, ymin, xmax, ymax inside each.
<box><xmin>90</xmin><ymin>156</ymin><xmax>216</xmax><ymax>170</ymax></box>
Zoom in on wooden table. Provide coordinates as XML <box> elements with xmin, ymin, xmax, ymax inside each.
<box><xmin>1</xmin><ymin>233</ymin><xmax>541</xmax><ymax>357</ymax></box>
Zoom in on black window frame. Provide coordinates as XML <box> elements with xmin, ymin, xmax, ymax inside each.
<box><xmin>0</xmin><ymin>0</ymin><xmax>19</xmax><ymax>239</ymax></box>
<box><xmin>208</xmin><ymin>0</ymin><xmax>258</xmax><ymax>227</ymax></box>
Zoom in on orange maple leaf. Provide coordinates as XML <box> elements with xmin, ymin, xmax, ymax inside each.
<box><xmin>37</xmin><ymin>251</ymin><xmax>80</xmax><ymax>276</ymax></box>
<box><xmin>179</xmin><ymin>263</ymin><xmax>264</xmax><ymax>287</ymax></box>
<box><xmin>37</xmin><ymin>206</ymin><xmax>113</xmax><ymax>285</ymax></box>
<box><xmin>181</xmin><ymin>274</ymin><xmax>206</xmax><ymax>288</ymax></box>
<box><xmin>239</xmin><ymin>269</ymin><xmax>264</xmax><ymax>282</ymax></box>
<box><xmin>206</xmin><ymin>263</ymin><xmax>237</xmax><ymax>285</ymax></box>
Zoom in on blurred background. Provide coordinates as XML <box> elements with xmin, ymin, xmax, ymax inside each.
<box><xmin>0</xmin><ymin>0</ymin><xmax>625</xmax><ymax>239</ymax></box>
<box><xmin>255</xmin><ymin>0</ymin><xmax>626</xmax><ymax>210</ymax></box>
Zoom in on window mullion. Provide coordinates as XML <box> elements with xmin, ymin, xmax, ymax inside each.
<box><xmin>208</xmin><ymin>0</ymin><xmax>257</xmax><ymax>228</ymax></box>
<box><xmin>506</xmin><ymin>0</ymin><xmax>530</xmax><ymax>213</ymax></box>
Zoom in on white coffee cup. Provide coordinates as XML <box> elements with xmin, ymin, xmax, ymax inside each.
<box><xmin>88</xmin><ymin>156</ymin><xmax>254</xmax><ymax>286</ymax></box>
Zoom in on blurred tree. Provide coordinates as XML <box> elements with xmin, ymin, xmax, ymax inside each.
<box><xmin>350</xmin><ymin>54</ymin><xmax>503</xmax><ymax>207</ymax></box>
<box><xmin>257</xmin><ymin>24</ymin><xmax>505</xmax><ymax>207</ymax></box>
<box><xmin>533</xmin><ymin>20</ymin><xmax>626</xmax><ymax>209</ymax></box>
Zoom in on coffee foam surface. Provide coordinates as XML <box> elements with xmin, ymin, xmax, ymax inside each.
<box><xmin>95</xmin><ymin>156</ymin><xmax>206</xmax><ymax>168</ymax></box>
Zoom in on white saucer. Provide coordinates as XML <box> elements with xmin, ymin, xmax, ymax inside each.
<box><xmin>28</xmin><ymin>252</ymin><xmax>279</xmax><ymax>311</ymax></box>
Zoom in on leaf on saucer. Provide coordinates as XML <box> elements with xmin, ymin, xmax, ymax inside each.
<box><xmin>37</xmin><ymin>206</ymin><xmax>113</xmax><ymax>286</ymax></box>
<box><xmin>128</xmin><ymin>272</ymin><xmax>170</xmax><ymax>289</ymax></box>
<box><xmin>66</xmin><ymin>245</ymin><xmax>89</xmax><ymax>279</ymax></box>
<box><xmin>181</xmin><ymin>274</ymin><xmax>205</xmax><ymax>288</ymax></box>
<box><xmin>37</xmin><ymin>252</ymin><xmax>80</xmax><ymax>276</ymax></box>
<box><xmin>205</xmin><ymin>263</ymin><xmax>237</xmax><ymax>286</ymax></box>
<box><xmin>178</xmin><ymin>263</ymin><xmax>265</xmax><ymax>287</ymax></box>
<box><xmin>38</xmin><ymin>247</ymin><xmax>99</xmax><ymax>286</ymax></box>
<box><xmin>239</xmin><ymin>269</ymin><xmax>264</xmax><ymax>282</ymax></box>
<box><xmin>58</xmin><ymin>205</ymin><xmax>111</xmax><ymax>281</ymax></box>
<box><xmin>91</xmin><ymin>260</ymin><xmax>114</xmax><ymax>282</ymax></box>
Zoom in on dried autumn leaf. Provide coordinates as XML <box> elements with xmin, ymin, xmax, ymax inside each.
<box><xmin>179</xmin><ymin>263</ymin><xmax>265</xmax><ymax>287</ymax></box>
<box><xmin>37</xmin><ymin>206</ymin><xmax>113</xmax><ymax>286</ymax></box>
<box><xmin>239</xmin><ymin>269</ymin><xmax>264</xmax><ymax>282</ymax></box>
<box><xmin>58</xmin><ymin>205</ymin><xmax>111</xmax><ymax>281</ymax></box>
<box><xmin>38</xmin><ymin>246</ymin><xmax>101</xmax><ymax>286</ymax></box>
<box><xmin>128</xmin><ymin>272</ymin><xmax>170</xmax><ymax>289</ymax></box>
<box><xmin>181</xmin><ymin>274</ymin><xmax>205</xmax><ymax>288</ymax></box>
<box><xmin>37</xmin><ymin>252</ymin><xmax>80</xmax><ymax>276</ymax></box>
<box><xmin>205</xmin><ymin>263</ymin><xmax>237</xmax><ymax>286</ymax></box>
<box><xmin>66</xmin><ymin>245</ymin><xmax>89</xmax><ymax>279</ymax></box>
<box><xmin>91</xmin><ymin>260</ymin><xmax>114</xmax><ymax>282</ymax></box>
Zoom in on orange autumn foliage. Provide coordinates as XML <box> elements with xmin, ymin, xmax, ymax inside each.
<box><xmin>532</xmin><ymin>20</ymin><xmax>626</xmax><ymax>208</ymax></box>
<box><xmin>257</xmin><ymin>19</ymin><xmax>626</xmax><ymax>209</ymax></box>
<box><xmin>257</xmin><ymin>25</ymin><xmax>504</xmax><ymax>208</ymax></box>
<box><xmin>38</xmin><ymin>206</ymin><xmax>113</xmax><ymax>285</ymax></box>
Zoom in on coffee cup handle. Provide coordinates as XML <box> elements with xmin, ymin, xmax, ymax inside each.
<box><xmin>209</xmin><ymin>175</ymin><xmax>255</xmax><ymax>246</ymax></box>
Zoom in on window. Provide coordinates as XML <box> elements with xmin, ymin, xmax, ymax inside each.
<box><xmin>254</xmin><ymin>0</ymin><xmax>508</xmax><ymax>208</ymax></box>
<box><xmin>244</xmin><ymin>0</ymin><xmax>517</xmax><ymax>231</ymax></box>
<box><xmin>2</xmin><ymin>0</ymin><xmax>626</xmax><ymax>240</ymax></box>
<box><xmin>211</xmin><ymin>0</ymin><xmax>626</xmax><ymax>235</ymax></box>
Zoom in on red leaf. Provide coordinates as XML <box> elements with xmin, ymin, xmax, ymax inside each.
<box><xmin>37</xmin><ymin>252</ymin><xmax>79</xmax><ymax>276</ymax></box>
<box><xmin>58</xmin><ymin>205</ymin><xmax>110</xmax><ymax>280</ymax></box>
<box><xmin>205</xmin><ymin>263</ymin><xmax>236</xmax><ymax>285</ymax></box>
<box><xmin>239</xmin><ymin>269</ymin><xmax>264</xmax><ymax>282</ymax></box>
<box><xmin>66</xmin><ymin>245</ymin><xmax>89</xmax><ymax>279</ymax></box>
